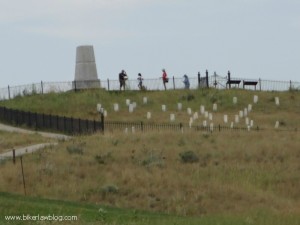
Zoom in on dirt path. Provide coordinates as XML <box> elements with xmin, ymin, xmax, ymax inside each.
<box><xmin>0</xmin><ymin>143</ymin><xmax>58</xmax><ymax>160</ymax></box>
<box><xmin>0</xmin><ymin>123</ymin><xmax>71</xmax><ymax>160</ymax></box>
<box><xmin>0</xmin><ymin>123</ymin><xmax>71</xmax><ymax>140</ymax></box>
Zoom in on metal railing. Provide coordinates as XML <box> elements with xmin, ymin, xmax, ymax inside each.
<box><xmin>1</xmin><ymin>75</ymin><xmax>299</xmax><ymax>100</ymax></box>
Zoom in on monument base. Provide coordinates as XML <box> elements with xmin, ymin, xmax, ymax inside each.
<box><xmin>72</xmin><ymin>79</ymin><xmax>101</xmax><ymax>90</ymax></box>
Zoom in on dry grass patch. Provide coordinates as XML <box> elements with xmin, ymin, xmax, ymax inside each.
<box><xmin>0</xmin><ymin>131</ymin><xmax>49</xmax><ymax>153</ymax></box>
<box><xmin>1</xmin><ymin>130</ymin><xmax>300</xmax><ymax>216</ymax></box>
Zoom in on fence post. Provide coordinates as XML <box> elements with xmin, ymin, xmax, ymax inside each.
<box><xmin>93</xmin><ymin>119</ymin><xmax>96</xmax><ymax>132</ymax></box>
<box><xmin>35</xmin><ymin>113</ymin><xmax>38</xmax><ymax>130</ymax></box>
<box><xmin>71</xmin><ymin>117</ymin><xmax>74</xmax><ymax>134</ymax></box>
<box><xmin>78</xmin><ymin>118</ymin><xmax>81</xmax><ymax>133</ymax></box>
<box><xmin>218</xmin><ymin>124</ymin><xmax>221</xmax><ymax>132</ymax></box>
<box><xmin>206</xmin><ymin>70</ymin><xmax>209</xmax><ymax>88</ymax></box>
<box><xmin>20</xmin><ymin>157</ymin><xmax>26</xmax><ymax>196</ymax></box>
<box><xmin>63</xmin><ymin>116</ymin><xmax>66</xmax><ymax>133</ymax></box>
<box><xmin>141</xmin><ymin>121</ymin><xmax>144</xmax><ymax>132</ymax></box>
<box><xmin>173</xmin><ymin>76</ymin><xmax>175</xmax><ymax>90</ymax></box>
<box><xmin>8</xmin><ymin>85</ymin><xmax>11</xmax><ymax>100</ymax></box>
<box><xmin>74</xmin><ymin>81</ymin><xmax>77</xmax><ymax>92</ymax></box>
<box><xmin>259</xmin><ymin>78</ymin><xmax>262</xmax><ymax>91</ymax></box>
<box><xmin>107</xmin><ymin>79</ymin><xmax>110</xmax><ymax>91</ymax></box>
<box><xmin>214</xmin><ymin>72</ymin><xmax>217</xmax><ymax>88</ymax></box>
<box><xmin>42</xmin><ymin>113</ymin><xmax>45</xmax><ymax>127</ymax></box>
<box><xmin>290</xmin><ymin>80</ymin><xmax>292</xmax><ymax>90</ymax></box>
<box><xmin>101</xmin><ymin>112</ymin><xmax>104</xmax><ymax>134</ymax></box>
<box><xmin>41</xmin><ymin>81</ymin><xmax>44</xmax><ymax>94</ymax></box>
<box><xmin>56</xmin><ymin>115</ymin><xmax>59</xmax><ymax>130</ymax></box>
<box><xmin>198</xmin><ymin>72</ymin><xmax>201</xmax><ymax>88</ymax></box>
<box><xmin>12</xmin><ymin>149</ymin><xmax>15</xmax><ymax>164</ymax></box>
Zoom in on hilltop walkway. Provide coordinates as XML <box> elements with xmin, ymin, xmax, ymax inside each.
<box><xmin>0</xmin><ymin>123</ymin><xmax>71</xmax><ymax>160</ymax></box>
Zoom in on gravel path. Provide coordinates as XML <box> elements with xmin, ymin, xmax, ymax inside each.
<box><xmin>0</xmin><ymin>143</ymin><xmax>58</xmax><ymax>160</ymax></box>
<box><xmin>0</xmin><ymin>123</ymin><xmax>71</xmax><ymax>160</ymax></box>
<box><xmin>0</xmin><ymin>123</ymin><xmax>71</xmax><ymax>140</ymax></box>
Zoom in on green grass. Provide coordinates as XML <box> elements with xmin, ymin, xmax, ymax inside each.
<box><xmin>1</xmin><ymin>88</ymin><xmax>300</xmax><ymax>224</ymax></box>
<box><xmin>0</xmin><ymin>130</ymin><xmax>50</xmax><ymax>153</ymax></box>
<box><xmin>1</xmin><ymin>89</ymin><xmax>299</xmax><ymax>129</ymax></box>
<box><xmin>1</xmin><ymin>192</ymin><xmax>300</xmax><ymax>225</ymax></box>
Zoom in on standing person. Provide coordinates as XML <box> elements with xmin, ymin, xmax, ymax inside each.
<box><xmin>162</xmin><ymin>69</ymin><xmax>168</xmax><ymax>90</ymax></box>
<box><xmin>119</xmin><ymin>70</ymin><xmax>126</xmax><ymax>91</ymax></box>
<box><xmin>137</xmin><ymin>73</ymin><xmax>144</xmax><ymax>90</ymax></box>
<box><xmin>183</xmin><ymin>74</ymin><xmax>190</xmax><ymax>89</ymax></box>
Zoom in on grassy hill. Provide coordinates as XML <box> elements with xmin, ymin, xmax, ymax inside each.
<box><xmin>0</xmin><ymin>88</ymin><xmax>300</xmax><ymax>224</ymax></box>
<box><xmin>0</xmin><ymin>88</ymin><xmax>299</xmax><ymax>129</ymax></box>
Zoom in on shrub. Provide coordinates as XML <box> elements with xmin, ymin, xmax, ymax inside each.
<box><xmin>142</xmin><ymin>155</ymin><xmax>164</xmax><ymax>168</ymax></box>
<box><xmin>101</xmin><ymin>184</ymin><xmax>119</xmax><ymax>195</ymax></box>
<box><xmin>179</xmin><ymin>151</ymin><xmax>199</xmax><ymax>163</ymax></box>
<box><xmin>140</xmin><ymin>150</ymin><xmax>165</xmax><ymax>168</ymax></box>
<box><xmin>66</xmin><ymin>145</ymin><xmax>84</xmax><ymax>155</ymax></box>
<box><xmin>95</xmin><ymin>152</ymin><xmax>112</xmax><ymax>164</ymax></box>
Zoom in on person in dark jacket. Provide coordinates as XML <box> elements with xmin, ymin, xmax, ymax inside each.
<box><xmin>119</xmin><ymin>70</ymin><xmax>127</xmax><ymax>91</ymax></box>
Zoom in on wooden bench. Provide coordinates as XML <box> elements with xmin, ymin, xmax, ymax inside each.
<box><xmin>226</xmin><ymin>72</ymin><xmax>241</xmax><ymax>89</ymax></box>
<box><xmin>243</xmin><ymin>80</ymin><xmax>258</xmax><ymax>90</ymax></box>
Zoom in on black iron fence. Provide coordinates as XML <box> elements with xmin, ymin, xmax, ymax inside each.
<box><xmin>0</xmin><ymin>106</ymin><xmax>262</xmax><ymax>135</ymax></box>
<box><xmin>1</xmin><ymin>74</ymin><xmax>299</xmax><ymax>100</ymax></box>
<box><xmin>104</xmin><ymin>121</ymin><xmax>259</xmax><ymax>133</ymax></box>
<box><xmin>0</xmin><ymin>106</ymin><xmax>104</xmax><ymax>135</ymax></box>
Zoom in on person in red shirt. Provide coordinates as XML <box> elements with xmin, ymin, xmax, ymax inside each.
<box><xmin>162</xmin><ymin>69</ymin><xmax>168</xmax><ymax>90</ymax></box>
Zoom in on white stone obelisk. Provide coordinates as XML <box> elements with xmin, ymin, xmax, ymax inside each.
<box><xmin>73</xmin><ymin>45</ymin><xmax>100</xmax><ymax>89</ymax></box>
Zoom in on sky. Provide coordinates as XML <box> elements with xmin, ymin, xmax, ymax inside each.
<box><xmin>0</xmin><ymin>0</ymin><xmax>299</xmax><ymax>87</ymax></box>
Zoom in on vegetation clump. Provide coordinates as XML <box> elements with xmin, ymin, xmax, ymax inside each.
<box><xmin>66</xmin><ymin>144</ymin><xmax>84</xmax><ymax>155</ymax></box>
<box><xmin>101</xmin><ymin>184</ymin><xmax>119</xmax><ymax>195</ymax></box>
<box><xmin>95</xmin><ymin>152</ymin><xmax>113</xmax><ymax>164</ymax></box>
<box><xmin>179</xmin><ymin>150</ymin><xmax>199</xmax><ymax>163</ymax></box>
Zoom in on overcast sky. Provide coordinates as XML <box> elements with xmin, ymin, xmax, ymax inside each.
<box><xmin>0</xmin><ymin>0</ymin><xmax>299</xmax><ymax>87</ymax></box>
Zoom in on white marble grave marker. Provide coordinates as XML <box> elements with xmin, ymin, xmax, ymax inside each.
<box><xmin>177</xmin><ymin>103</ymin><xmax>182</xmax><ymax>111</ymax></box>
<box><xmin>275</xmin><ymin>121</ymin><xmax>279</xmax><ymax>129</ymax></box>
<box><xmin>114</xmin><ymin>103</ymin><xmax>119</xmax><ymax>112</ymax></box>
<box><xmin>245</xmin><ymin>117</ymin><xmax>249</xmax><ymax>125</ymax></box>
<box><xmin>213</xmin><ymin>103</ymin><xmax>217</xmax><ymax>112</ymax></box>
<box><xmin>193</xmin><ymin>112</ymin><xmax>199</xmax><ymax>120</ymax></box>
<box><xmin>235</xmin><ymin>115</ymin><xmax>239</xmax><ymax>123</ymax></box>
<box><xmin>209</xmin><ymin>113</ymin><xmax>213</xmax><ymax>121</ymax></box>
<box><xmin>147</xmin><ymin>112</ymin><xmax>151</xmax><ymax>119</ymax></box>
<box><xmin>275</xmin><ymin>97</ymin><xmax>280</xmax><ymax>106</ymax></box>
<box><xmin>129</xmin><ymin>104</ymin><xmax>134</xmax><ymax>113</ymax></box>
<box><xmin>200</xmin><ymin>105</ymin><xmax>205</xmax><ymax>114</ymax></box>
<box><xmin>233</xmin><ymin>97</ymin><xmax>238</xmax><ymax>104</ymax></box>
<box><xmin>239</xmin><ymin>111</ymin><xmax>244</xmax><ymax>118</ymax></box>
<box><xmin>143</xmin><ymin>97</ymin><xmax>148</xmax><ymax>104</ymax></box>
<box><xmin>187</xmin><ymin>107</ymin><xmax>192</xmax><ymax>115</ymax></box>
<box><xmin>253</xmin><ymin>95</ymin><xmax>258</xmax><ymax>104</ymax></box>
<box><xmin>126</xmin><ymin>99</ymin><xmax>130</xmax><ymax>106</ymax></box>
<box><xmin>224</xmin><ymin>115</ymin><xmax>228</xmax><ymax>123</ymax></box>
<box><xmin>210</xmin><ymin>123</ymin><xmax>214</xmax><ymax>131</ymax></box>
<box><xmin>248</xmin><ymin>104</ymin><xmax>252</xmax><ymax>112</ymax></box>
<box><xmin>204</xmin><ymin>111</ymin><xmax>209</xmax><ymax>118</ymax></box>
<box><xmin>244</xmin><ymin>108</ymin><xmax>248</xmax><ymax>117</ymax></box>
<box><xmin>132</xmin><ymin>102</ymin><xmax>137</xmax><ymax>109</ymax></box>
<box><xmin>97</xmin><ymin>104</ymin><xmax>102</xmax><ymax>112</ymax></box>
<box><xmin>162</xmin><ymin>105</ymin><xmax>166</xmax><ymax>112</ymax></box>
<box><xmin>189</xmin><ymin>118</ymin><xmax>193</xmax><ymax>128</ymax></box>
<box><xmin>170</xmin><ymin>114</ymin><xmax>175</xmax><ymax>122</ymax></box>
